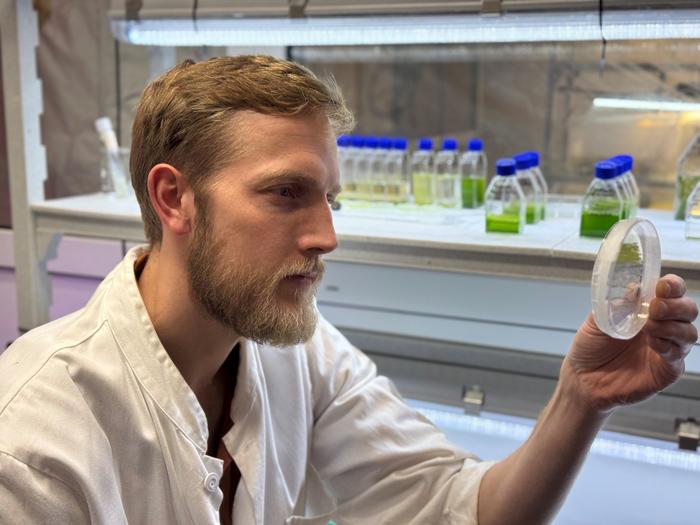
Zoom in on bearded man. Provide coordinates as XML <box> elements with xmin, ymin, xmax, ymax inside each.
<box><xmin>0</xmin><ymin>55</ymin><xmax>697</xmax><ymax>525</ymax></box>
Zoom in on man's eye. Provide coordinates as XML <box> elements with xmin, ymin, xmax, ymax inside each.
<box><xmin>277</xmin><ymin>186</ymin><xmax>297</xmax><ymax>198</ymax></box>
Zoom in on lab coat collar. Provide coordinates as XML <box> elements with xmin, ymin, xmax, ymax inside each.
<box><xmin>103</xmin><ymin>246</ymin><xmax>219</xmax><ymax>453</ymax></box>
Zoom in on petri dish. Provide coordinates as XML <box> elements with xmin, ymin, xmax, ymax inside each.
<box><xmin>591</xmin><ymin>218</ymin><xmax>661</xmax><ymax>339</ymax></box>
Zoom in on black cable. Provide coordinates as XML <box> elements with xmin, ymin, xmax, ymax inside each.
<box><xmin>192</xmin><ymin>0</ymin><xmax>199</xmax><ymax>31</ymax></box>
<box><xmin>598</xmin><ymin>0</ymin><xmax>607</xmax><ymax>73</ymax></box>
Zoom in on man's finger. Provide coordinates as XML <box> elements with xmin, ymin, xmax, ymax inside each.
<box><xmin>646</xmin><ymin>334</ymin><xmax>692</xmax><ymax>363</ymax></box>
<box><xmin>649</xmin><ymin>296</ymin><xmax>699</xmax><ymax>323</ymax></box>
<box><xmin>656</xmin><ymin>274</ymin><xmax>687</xmax><ymax>299</ymax></box>
<box><xmin>644</xmin><ymin>319</ymin><xmax>698</xmax><ymax>350</ymax></box>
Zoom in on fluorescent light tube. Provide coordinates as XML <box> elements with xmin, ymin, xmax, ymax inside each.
<box><xmin>593</xmin><ymin>98</ymin><xmax>700</xmax><ymax>112</ymax></box>
<box><xmin>111</xmin><ymin>9</ymin><xmax>700</xmax><ymax>47</ymax></box>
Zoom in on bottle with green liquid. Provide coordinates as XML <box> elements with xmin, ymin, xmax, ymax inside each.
<box><xmin>580</xmin><ymin>161</ymin><xmax>624</xmax><ymax>238</ymax></box>
<box><xmin>610</xmin><ymin>155</ymin><xmax>640</xmax><ymax>218</ymax></box>
<box><xmin>410</xmin><ymin>138</ymin><xmax>435</xmax><ymax>205</ymax></box>
<box><xmin>514</xmin><ymin>153</ymin><xmax>543</xmax><ymax>224</ymax></box>
<box><xmin>485</xmin><ymin>158</ymin><xmax>525</xmax><ymax>234</ymax></box>
<box><xmin>674</xmin><ymin>131</ymin><xmax>700</xmax><ymax>220</ymax></box>
<box><xmin>459</xmin><ymin>138</ymin><xmax>487</xmax><ymax>208</ymax></box>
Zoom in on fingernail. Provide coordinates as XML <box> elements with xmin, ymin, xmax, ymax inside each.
<box><xmin>661</xmin><ymin>281</ymin><xmax>671</xmax><ymax>297</ymax></box>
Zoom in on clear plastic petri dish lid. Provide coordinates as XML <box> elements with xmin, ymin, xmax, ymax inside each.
<box><xmin>591</xmin><ymin>218</ymin><xmax>661</xmax><ymax>340</ymax></box>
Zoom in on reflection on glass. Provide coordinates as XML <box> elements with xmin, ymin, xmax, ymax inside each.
<box><xmin>606</xmin><ymin>234</ymin><xmax>647</xmax><ymax>335</ymax></box>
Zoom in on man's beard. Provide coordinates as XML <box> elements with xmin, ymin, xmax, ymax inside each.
<box><xmin>186</xmin><ymin>207</ymin><xmax>324</xmax><ymax>346</ymax></box>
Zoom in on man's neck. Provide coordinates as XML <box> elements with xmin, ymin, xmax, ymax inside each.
<box><xmin>135</xmin><ymin>246</ymin><xmax>240</xmax><ymax>396</ymax></box>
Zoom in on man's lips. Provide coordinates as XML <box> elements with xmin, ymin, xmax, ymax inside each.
<box><xmin>283</xmin><ymin>272</ymin><xmax>318</xmax><ymax>284</ymax></box>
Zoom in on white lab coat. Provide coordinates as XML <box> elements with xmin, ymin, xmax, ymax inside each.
<box><xmin>0</xmin><ymin>247</ymin><xmax>493</xmax><ymax>524</ymax></box>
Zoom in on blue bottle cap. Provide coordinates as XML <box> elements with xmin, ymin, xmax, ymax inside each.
<box><xmin>467</xmin><ymin>138</ymin><xmax>483</xmax><ymax>151</ymax></box>
<box><xmin>418</xmin><ymin>138</ymin><xmax>433</xmax><ymax>151</ymax></box>
<box><xmin>514</xmin><ymin>153</ymin><xmax>532</xmax><ymax>171</ymax></box>
<box><xmin>365</xmin><ymin>136</ymin><xmax>379</xmax><ymax>148</ymax></box>
<box><xmin>611</xmin><ymin>154</ymin><xmax>634</xmax><ymax>173</ymax></box>
<box><xmin>496</xmin><ymin>158</ymin><xmax>516</xmax><ymax>176</ymax></box>
<box><xmin>378</xmin><ymin>137</ymin><xmax>392</xmax><ymax>150</ymax></box>
<box><xmin>351</xmin><ymin>136</ymin><xmax>365</xmax><ymax>148</ymax></box>
<box><xmin>442</xmin><ymin>138</ymin><xmax>458</xmax><ymax>151</ymax></box>
<box><xmin>607</xmin><ymin>156</ymin><xmax>626</xmax><ymax>176</ymax></box>
<box><xmin>523</xmin><ymin>150</ymin><xmax>540</xmax><ymax>167</ymax></box>
<box><xmin>392</xmin><ymin>137</ymin><xmax>408</xmax><ymax>150</ymax></box>
<box><xmin>595</xmin><ymin>160</ymin><xmax>617</xmax><ymax>180</ymax></box>
<box><xmin>336</xmin><ymin>135</ymin><xmax>351</xmax><ymax>147</ymax></box>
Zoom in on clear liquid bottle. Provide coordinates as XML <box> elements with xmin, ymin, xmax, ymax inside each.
<box><xmin>580</xmin><ymin>161</ymin><xmax>624</xmax><ymax>238</ymax></box>
<box><xmin>434</xmin><ymin>138</ymin><xmax>461</xmax><ymax>208</ymax></box>
<box><xmin>514</xmin><ymin>153</ymin><xmax>543</xmax><ymax>224</ymax></box>
<box><xmin>685</xmin><ymin>178</ymin><xmax>700</xmax><ymax>239</ymax></box>
<box><xmin>370</xmin><ymin>137</ymin><xmax>392</xmax><ymax>201</ymax></box>
<box><xmin>411</xmin><ymin>138</ymin><xmax>435</xmax><ymax>205</ymax></box>
<box><xmin>485</xmin><ymin>158</ymin><xmax>525</xmax><ymax>234</ymax></box>
<box><xmin>611</xmin><ymin>154</ymin><xmax>640</xmax><ymax>218</ymax></box>
<box><xmin>607</xmin><ymin>157</ymin><xmax>633</xmax><ymax>219</ymax></box>
<box><xmin>675</xmin><ymin>131</ymin><xmax>700</xmax><ymax>220</ymax></box>
<box><xmin>385</xmin><ymin>138</ymin><xmax>410</xmax><ymax>203</ymax></box>
<box><xmin>337</xmin><ymin>135</ymin><xmax>353</xmax><ymax>200</ymax></box>
<box><xmin>95</xmin><ymin>117</ymin><xmax>131</xmax><ymax>198</ymax></box>
<box><xmin>355</xmin><ymin>136</ymin><xmax>377</xmax><ymax>201</ymax></box>
<box><xmin>524</xmin><ymin>151</ymin><xmax>547</xmax><ymax>220</ymax></box>
<box><xmin>459</xmin><ymin>138</ymin><xmax>487</xmax><ymax>208</ymax></box>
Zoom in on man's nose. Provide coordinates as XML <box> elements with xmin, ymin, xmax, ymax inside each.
<box><xmin>298</xmin><ymin>200</ymin><xmax>338</xmax><ymax>256</ymax></box>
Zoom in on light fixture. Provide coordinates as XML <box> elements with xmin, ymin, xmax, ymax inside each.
<box><xmin>110</xmin><ymin>8</ymin><xmax>700</xmax><ymax>47</ymax></box>
<box><xmin>593</xmin><ymin>98</ymin><xmax>700</xmax><ymax>113</ymax></box>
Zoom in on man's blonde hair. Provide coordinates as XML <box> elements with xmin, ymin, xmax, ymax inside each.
<box><xmin>130</xmin><ymin>55</ymin><xmax>355</xmax><ymax>244</ymax></box>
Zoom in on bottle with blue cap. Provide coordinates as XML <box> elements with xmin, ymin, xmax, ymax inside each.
<box><xmin>485</xmin><ymin>158</ymin><xmax>526</xmax><ymax>233</ymax></box>
<box><xmin>607</xmin><ymin>156</ymin><xmax>633</xmax><ymax>219</ymax></box>
<box><xmin>337</xmin><ymin>135</ymin><xmax>353</xmax><ymax>200</ymax></box>
<box><xmin>459</xmin><ymin>138</ymin><xmax>487</xmax><ymax>208</ymax></box>
<box><xmin>513</xmin><ymin>152</ymin><xmax>543</xmax><ymax>224</ymax></box>
<box><xmin>355</xmin><ymin>136</ymin><xmax>378</xmax><ymax>201</ymax></box>
<box><xmin>370</xmin><ymin>137</ymin><xmax>393</xmax><ymax>201</ymax></box>
<box><xmin>434</xmin><ymin>137</ymin><xmax>461</xmax><ymax>208</ymax></box>
<box><xmin>523</xmin><ymin>151</ymin><xmax>547</xmax><ymax>220</ymax></box>
<box><xmin>610</xmin><ymin>154</ymin><xmax>639</xmax><ymax>218</ymax></box>
<box><xmin>385</xmin><ymin>137</ymin><xmax>410</xmax><ymax>203</ymax></box>
<box><xmin>580</xmin><ymin>161</ymin><xmax>624</xmax><ymax>238</ymax></box>
<box><xmin>685</xmin><ymin>177</ymin><xmax>700</xmax><ymax>239</ymax></box>
<box><xmin>675</xmin><ymin>131</ymin><xmax>700</xmax><ymax>220</ymax></box>
<box><xmin>411</xmin><ymin>138</ymin><xmax>436</xmax><ymax>205</ymax></box>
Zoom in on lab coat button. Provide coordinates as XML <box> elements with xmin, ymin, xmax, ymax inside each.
<box><xmin>203</xmin><ymin>472</ymin><xmax>219</xmax><ymax>492</ymax></box>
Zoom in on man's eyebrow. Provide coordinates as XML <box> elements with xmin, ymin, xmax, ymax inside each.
<box><xmin>257</xmin><ymin>170</ymin><xmax>341</xmax><ymax>195</ymax></box>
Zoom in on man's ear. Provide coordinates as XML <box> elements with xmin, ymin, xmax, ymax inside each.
<box><xmin>147</xmin><ymin>163</ymin><xmax>195</xmax><ymax>237</ymax></box>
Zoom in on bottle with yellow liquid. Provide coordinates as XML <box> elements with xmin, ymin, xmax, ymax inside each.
<box><xmin>385</xmin><ymin>138</ymin><xmax>410</xmax><ymax>203</ymax></box>
<box><xmin>355</xmin><ymin>136</ymin><xmax>377</xmax><ymax>201</ymax></box>
<box><xmin>410</xmin><ymin>138</ymin><xmax>435</xmax><ymax>205</ymax></box>
<box><xmin>485</xmin><ymin>158</ymin><xmax>525</xmax><ymax>234</ymax></box>
<box><xmin>580</xmin><ymin>161</ymin><xmax>624</xmax><ymax>238</ymax></box>
<box><xmin>459</xmin><ymin>138</ymin><xmax>487</xmax><ymax>208</ymax></box>
<box><xmin>435</xmin><ymin>138</ymin><xmax>461</xmax><ymax>208</ymax></box>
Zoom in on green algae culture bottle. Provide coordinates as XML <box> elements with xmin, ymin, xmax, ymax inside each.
<box><xmin>485</xmin><ymin>158</ymin><xmax>525</xmax><ymax>233</ymax></box>
<box><xmin>435</xmin><ymin>138</ymin><xmax>461</xmax><ymax>208</ymax></box>
<box><xmin>580</xmin><ymin>161</ymin><xmax>624</xmax><ymax>238</ymax></box>
<box><xmin>411</xmin><ymin>138</ymin><xmax>435</xmax><ymax>205</ymax></box>
<box><xmin>460</xmin><ymin>138</ymin><xmax>487</xmax><ymax>208</ymax></box>
<box><xmin>514</xmin><ymin>153</ymin><xmax>543</xmax><ymax>224</ymax></box>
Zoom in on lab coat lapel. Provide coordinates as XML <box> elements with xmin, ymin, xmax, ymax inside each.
<box><xmin>227</xmin><ymin>339</ymin><xmax>269</xmax><ymax>525</ymax></box>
